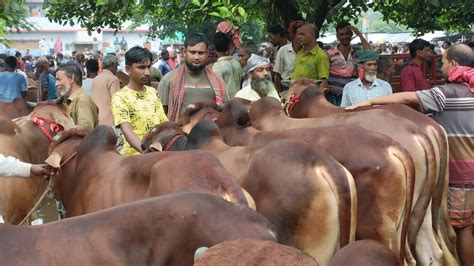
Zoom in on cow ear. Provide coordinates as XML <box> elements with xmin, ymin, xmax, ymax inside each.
<box><xmin>149</xmin><ymin>142</ymin><xmax>163</xmax><ymax>152</ymax></box>
<box><xmin>45</xmin><ymin>151</ymin><xmax>62</xmax><ymax>168</ymax></box>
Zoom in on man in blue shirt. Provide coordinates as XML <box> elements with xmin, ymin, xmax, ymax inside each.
<box><xmin>158</xmin><ymin>50</ymin><xmax>171</xmax><ymax>76</ymax></box>
<box><xmin>0</xmin><ymin>56</ymin><xmax>27</xmax><ymax>102</ymax></box>
<box><xmin>340</xmin><ymin>49</ymin><xmax>392</xmax><ymax>107</ymax></box>
<box><xmin>36</xmin><ymin>57</ymin><xmax>57</xmax><ymax>101</ymax></box>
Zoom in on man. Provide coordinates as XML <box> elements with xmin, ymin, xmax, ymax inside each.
<box><xmin>120</xmin><ymin>37</ymin><xmax>128</xmax><ymax>52</ymax></box>
<box><xmin>92</xmin><ymin>54</ymin><xmax>120</xmax><ymax>126</ymax></box>
<box><xmin>75</xmin><ymin>52</ymin><xmax>86</xmax><ymax>78</ymax></box>
<box><xmin>273</xmin><ymin>29</ymin><xmax>300</xmax><ymax>92</ymax></box>
<box><xmin>399</xmin><ymin>38</ymin><xmax>432</xmax><ymax>92</ymax></box>
<box><xmin>111</xmin><ymin>46</ymin><xmax>168</xmax><ymax>156</ymax></box>
<box><xmin>216</xmin><ymin>21</ymin><xmax>241</xmax><ymax>60</ymax></box>
<box><xmin>36</xmin><ymin>57</ymin><xmax>57</xmax><ymax>101</ymax></box>
<box><xmin>82</xmin><ymin>59</ymin><xmax>99</xmax><ymax>97</ymax></box>
<box><xmin>114</xmin><ymin>37</ymin><xmax>121</xmax><ymax>51</ymax></box>
<box><xmin>212</xmin><ymin>32</ymin><xmax>243</xmax><ymax>98</ymax></box>
<box><xmin>54</xmin><ymin>37</ymin><xmax>63</xmax><ymax>56</ymax></box>
<box><xmin>292</xmin><ymin>23</ymin><xmax>330</xmax><ymax>89</ymax></box>
<box><xmin>340</xmin><ymin>49</ymin><xmax>392</xmax><ymax>107</ymax></box>
<box><xmin>56</xmin><ymin>53</ymin><xmax>70</xmax><ymax>67</ymax></box>
<box><xmin>15</xmin><ymin>51</ymin><xmax>25</xmax><ymax>71</ymax></box>
<box><xmin>158</xmin><ymin>50</ymin><xmax>172</xmax><ymax>76</ymax></box>
<box><xmin>167</xmin><ymin>49</ymin><xmax>177</xmax><ymax>70</ymax></box>
<box><xmin>237</xmin><ymin>42</ymin><xmax>257</xmax><ymax>70</ymax></box>
<box><xmin>39</xmin><ymin>36</ymin><xmax>48</xmax><ymax>56</ymax></box>
<box><xmin>24</xmin><ymin>54</ymin><xmax>34</xmax><ymax>73</ymax></box>
<box><xmin>346</xmin><ymin>44</ymin><xmax>473</xmax><ymax>266</ymax></box>
<box><xmin>267</xmin><ymin>25</ymin><xmax>289</xmax><ymax>51</ymax></box>
<box><xmin>0</xmin><ymin>154</ymin><xmax>55</xmax><ymax>178</ymax></box>
<box><xmin>0</xmin><ymin>56</ymin><xmax>27</xmax><ymax>102</ymax></box>
<box><xmin>56</xmin><ymin>64</ymin><xmax>98</xmax><ymax>132</ymax></box>
<box><xmin>158</xmin><ymin>33</ymin><xmax>228</xmax><ymax>122</ymax></box>
<box><xmin>377</xmin><ymin>56</ymin><xmax>396</xmax><ymax>83</ymax></box>
<box><xmin>234</xmin><ymin>54</ymin><xmax>280</xmax><ymax>102</ymax></box>
<box><xmin>327</xmin><ymin>21</ymin><xmax>371</xmax><ymax>105</ymax></box>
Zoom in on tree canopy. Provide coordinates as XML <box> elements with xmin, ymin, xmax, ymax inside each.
<box><xmin>1</xmin><ymin>0</ymin><xmax>35</xmax><ymax>44</ymax></box>
<box><xmin>17</xmin><ymin>0</ymin><xmax>474</xmax><ymax>40</ymax></box>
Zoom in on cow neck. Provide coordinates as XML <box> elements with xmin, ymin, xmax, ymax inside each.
<box><xmin>312</xmin><ymin>97</ymin><xmax>344</xmax><ymax>117</ymax></box>
<box><xmin>52</xmin><ymin>140</ymin><xmax>81</xmax><ymax>205</ymax></box>
<box><xmin>162</xmin><ymin>134</ymin><xmax>187</xmax><ymax>151</ymax></box>
<box><xmin>18</xmin><ymin>122</ymin><xmax>51</xmax><ymax>161</ymax></box>
<box><xmin>220</xmin><ymin>125</ymin><xmax>257</xmax><ymax>146</ymax></box>
<box><xmin>192</xmin><ymin>137</ymin><xmax>230</xmax><ymax>156</ymax></box>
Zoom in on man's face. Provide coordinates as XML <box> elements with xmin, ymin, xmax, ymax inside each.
<box><xmin>336</xmin><ymin>26</ymin><xmax>353</xmax><ymax>46</ymax></box>
<box><xmin>76</xmin><ymin>54</ymin><xmax>85</xmax><ymax>63</ymax></box>
<box><xmin>441</xmin><ymin>53</ymin><xmax>457</xmax><ymax>77</ymax></box>
<box><xmin>56</xmin><ymin>70</ymin><xmax>73</xmax><ymax>97</ymax></box>
<box><xmin>384</xmin><ymin>62</ymin><xmax>396</xmax><ymax>79</ymax></box>
<box><xmin>250</xmin><ymin>65</ymin><xmax>274</xmax><ymax>97</ymax></box>
<box><xmin>268</xmin><ymin>32</ymin><xmax>279</xmax><ymax>46</ymax></box>
<box><xmin>184</xmin><ymin>42</ymin><xmax>208</xmax><ymax>72</ymax></box>
<box><xmin>251</xmin><ymin>65</ymin><xmax>271</xmax><ymax>80</ymax></box>
<box><xmin>360</xmin><ymin>60</ymin><xmax>378</xmax><ymax>82</ymax></box>
<box><xmin>238</xmin><ymin>48</ymin><xmax>250</xmax><ymax>67</ymax></box>
<box><xmin>296</xmin><ymin>25</ymin><xmax>314</xmax><ymax>47</ymax></box>
<box><xmin>162</xmin><ymin>51</ymin><xmax>170</xmax><ymax>61</ymax></box>
<box><xmin>418</xmin><ymin>46</ymin><xmax>433</xmax><ymax>61</ymax></box>
<box><xmin>126</xmin><ymin>59</ymin><xmax>151</xmax><ymax>85</ymax></box>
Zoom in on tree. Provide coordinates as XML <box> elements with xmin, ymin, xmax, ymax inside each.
<box><xmin>42</xmin><ymin>0</ymin><xmax>473</xmax><ymax>39</ymax></box>
<box><xmin>1</xmin><ymin>0</ymin><xmax>35</xmax><ymax>45</ymax></box>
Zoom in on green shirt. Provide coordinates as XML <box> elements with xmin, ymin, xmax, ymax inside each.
<box><xmin>292</xmin><ymin>45</ymin><xmax>330</xmax><ymax>81</ymax></box>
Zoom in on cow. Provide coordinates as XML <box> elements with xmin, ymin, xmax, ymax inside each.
<box><xmin>0</xmin><ymin>192</ymin><xmax>277</xmax><ymax>265</ymax></box>
<box><xmin>285</xmin><ymin>85</ymin><xmax>457</xmax><ymax>264</ymax></box>
<box><xmin>0</xmin><ymin>104</ymin><xmax>75</xmax><ymax>224</ymax></box>
<box><xmin>328</xmin><ymin>240</ymin><xmax>399</xmax><ymax>266</ymax></box>
<box><xmin>142</xmin><ymin>120</ymin><xmax>357</xmax><ymax>265</ymax></box>
<box><xmin>214</xmin><ymin>100</ymin><xmax>415</xmax><ymax>264</ymax></box>
<box><xmin>249</xmin><ymin>96</ymin><xmax>447</xmax><ymax>265</ymax></box>
<box><xmin>194</xmin><ymin>239</ymin><xmax>318</xmax><ymax>266</ymax></box>
<box><xmin>45</xmin><ymin>125</ymin><xmax>251</xmax><ymax>217</ymax></box>
<box><xmin>0</xmin><ymin>97</ymin><xmax>33</xmax><ymax>120</ymax></box>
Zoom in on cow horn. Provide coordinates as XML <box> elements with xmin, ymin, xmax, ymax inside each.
<box><xmin>194</xmin><ymin>247</ymin><xmax>208</xmax><ymax>262</ymax></box>
<box><xmin>186</xmin><ymin>104</ymin><xmax>197</xmax><ymax>111</ymax></box>
<box><xmin>149</xmin><ymin>142</ymin><xmax>163</xmax><ymax>152</ymax></box>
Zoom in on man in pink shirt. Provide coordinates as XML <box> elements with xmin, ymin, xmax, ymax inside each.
<box><xmin>54</xmin><ymin>37</ymin><xmax>63</xmax><ymax>56</ymax></box>
<box><xmin>399</xmin><ymin>38</ymin><xmax>432</xmax><ymax>92</ymax></box>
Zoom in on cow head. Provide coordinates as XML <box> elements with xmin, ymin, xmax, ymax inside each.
<box><xmin>284</xmin><ymin>78</ymin><xmax>324</xmax><ymax>105</ymax></box>
<box><xmin>216</xmin><ymin>100</ymin><xmax>251</xmax><ymax>130</ymax></box>
<box><xmin>178</xmin><ymin>101</ymin><xmax>221</xmax><ymax>134</ymax></box>
<box><xmin>142</xmin><ymin>122</ymin><xmax>187</xmax><ymax>153</ymax></box>
<box><xmin>16</xmin><ymin>102</ymin><xmax>76</xmax><ymax>131</ymax></box>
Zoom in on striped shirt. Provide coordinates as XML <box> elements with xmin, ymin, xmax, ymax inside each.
<box><xmin>416</xmin><ymin>84</ymin><xmax>474</xmax><ymax>184</ymax></box>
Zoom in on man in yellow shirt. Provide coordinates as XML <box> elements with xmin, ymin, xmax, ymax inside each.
<box><xmin>292</xmin><ymin>23</ymin><xmax>330</xmax><ymax>89</ymax></box>
<box><xmin>111</xmin><ymin>46</ymin><xmax>168</xmax><ymax>156</ymax></box>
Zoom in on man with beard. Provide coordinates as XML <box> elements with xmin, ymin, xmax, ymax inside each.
<box><xmin>111</xmin><ymin>46</ymin><xmax>168</xmax><ymax>156</ymax></box>
<box><xmin>234</xmin><ymin>54</ymin><xmax>280</xmax><ymax>102</ymax></box>
<box><xmin>327</xmin><ymin>21</ymin><xmax>370</xmax><ymax>105</ymax></box>
<box><xmin>55</xmin><ymin>64</ymin><xmax>98</xmax><ymax>132</ymax></box>
<box><xmin>340</xmin><ymin>49</ymin><xmax>392</xmax><ymax>107</ymax></box>
<box><xmin>158</xmin><ymin>33</ymin><xmax>228</xmax><ymax>122</ymax></box>
<box><xmin>346</xmin><ymin>44</ymin><xmax>473</xmax><ymax>266</ymax></box>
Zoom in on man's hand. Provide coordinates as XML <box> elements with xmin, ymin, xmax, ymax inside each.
<box><xmin>345</xmin><ymin>100</ymin><xmax>371</xmax><ymax>111</ymax></box>
<box><xmin>31</xmin><ymin>164</ymin><xmax>57</xmax><ymax>178</ymax></box>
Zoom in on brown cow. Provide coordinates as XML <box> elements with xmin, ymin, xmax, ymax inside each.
<box><xmin>249</xmin><ymin>96</ymin><xmax>445</xmax><ymax>264</ymax></box>
<box><xmin>285</xmin><ymin>86</ymin><xmax>456</xmax><ymax>264</ymax></box>
<box><xmin>142</xmin><ymin>120</ymin><xmax>357</xmax><ymax>264</ymax></box>
<box><xmin>215</xmin><ymin>100</ymin><xmax>415</xmax><ymax>263</ymax></box>
<box><xmin>46</xmin><ymin>125</ymin><xmax>250</xmax><ymax>217</ymax></box>
<box><xmin>0</xmin><ymin>192</ymin><xmax>277</xmax><ymax>265</ymax></box>
<box><xmin>0</xmin><ymin>97</ymin><xmax>32</xmax><ymax>119</ymax></box>
<box><xmin>328</xmin><ymin>240</ymin><xmax>399</xmax><ymax>266</ymax></box>
<box><xmin>194</xmin><ymin>239</ymin><xmax>318</xmax><ymax>265</ymax></box>
<box><xmin>0</xmin><ymin>104</ymin><xmax>74</xmax><ymax>224</ymax></box>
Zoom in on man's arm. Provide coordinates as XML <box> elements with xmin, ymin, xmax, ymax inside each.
<box><xmin>317</xmin><ymin>52</ymin><xmax>330</xmax><ymax>89</ymax></box>
<box><xmin>119</xmin><ymin>122</ymin><xmax>143</xmax><ymax>154</ymax></box>
<box><xmin>75</xmin><ymin>99</ymin><xmax>98</xmax><ymax>132</ymax></box>
<box><xmin>345</xmin><ymin>91</ymin><xmax>420</xmax><ymax>110</ymax></box>
<box><xmin>351</xmin><ymin>26</ymin><xmax>371</xmax><ymax>49</ymax></box>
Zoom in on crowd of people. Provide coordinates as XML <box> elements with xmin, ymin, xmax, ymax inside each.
<box><xmin>0</xmin><ymin>19</ymin><xmax>473</xmax><ymax>265</ymax></box>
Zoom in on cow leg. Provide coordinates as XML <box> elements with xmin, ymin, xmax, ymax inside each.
<box><xmin>415</xmin><ymin>201</ymin><xmax>443</xmax><ymax>266</ymax></box>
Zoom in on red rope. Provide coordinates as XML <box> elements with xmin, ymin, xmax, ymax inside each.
<box><xmin>60</xmin><ymin>151</ymin><xmax>77</xmax><ymax>168</ymax></box>
<box><xmin>287</xmin><ymin>94</ymin><xmax>300</xmax><ymax>117</ymax></box>
<box><xmin>32</xmin><ymin>115</ymin><xmax>63</xmax><ymax>142</ymax></box>
<box><xmin>163</xmin><ymin>134</ymin><xmax>183</xmax><ymax>151</ymax></box>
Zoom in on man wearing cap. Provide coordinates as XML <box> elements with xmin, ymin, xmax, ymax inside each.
<box><xmin>234</xmin><ymin>54</ymin><xmax>281</xmax><ymax>102</ymax></box>
<box><xmin>340</xmin><ymin>49</ymin><xmax>392</xmax><ymax>107</ymax></box>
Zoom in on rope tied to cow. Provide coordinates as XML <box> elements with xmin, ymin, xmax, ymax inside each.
<box><xmin>163</xmin><ymin>134</ymin><xmax>184</xmax><ymax>151</ymax></box>
<box><xmin>285</xmin><ymin>94</ymin><xmax>300</xmax><ymax>117</ymax></box>
<box><xmin>32</xmin><ymin>115</ymin><xmax>63</xmax><ymax>142</ymax></box>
